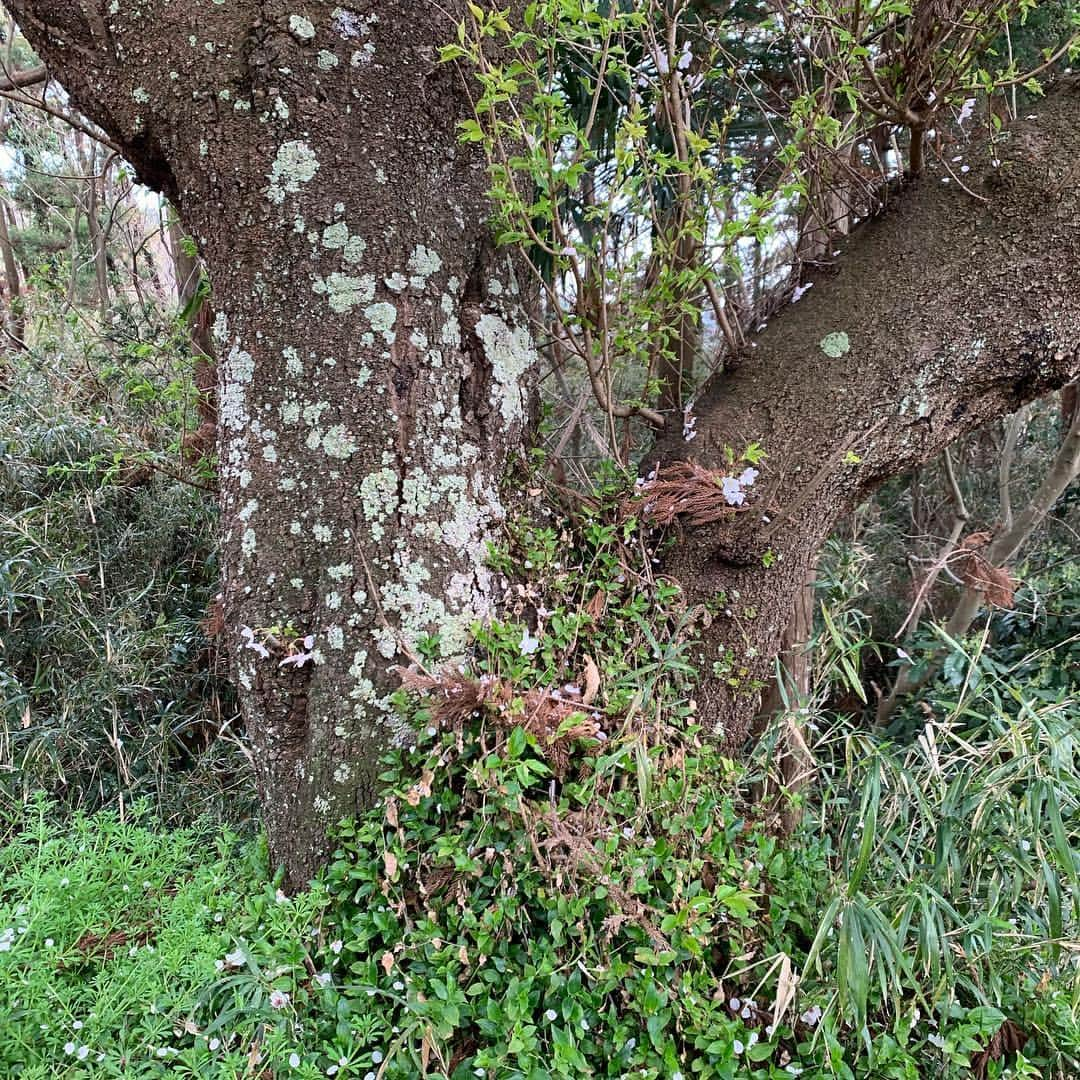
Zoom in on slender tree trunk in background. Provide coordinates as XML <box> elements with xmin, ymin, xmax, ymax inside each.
<box><xmin>0</xmin><ymin>22</ymin><xmax>25</xmax><ymax>344</ymax></box>
<box><xmin>754</xmin><ymin>558</ymin><xmax>817</xmax><ymax>832</ymax></box>
<box><xmin>167</xmin><ymin>216</ymin><xmax>215</xmax><ymax>365</ymax></box>
<box><xmin>757</xmin><ymin>561</ymin><xmax>817</xmax><ymax>716</ymax></box>
<box><xmin>798</xmin><ymin>164</ymin><xmax>850</xmax><ymax>264</ymax></box>
<box><xmin>9</xmin><ymin>0</ymin><xmax>538</xmax><ymax>887</ymax></box>
<box><xmin>1062</xmin><ymin>382</ymin><xmax>1079</xmax><ymax>432</ymax></box>
<box><xmin>649</xmin><ymin>199</ymin><xmax>702</xmax><ymax>418</ymax></box>
<box><xmin>893</xmin><ymin>446</ymin><xmax>969</xmax><ymax>647</ymax></box>
<box><xmin>168</xmin><ymin>215</ymin><xmax>218</xmax><ymax>462</ymax></box>
<box><xmin>83</xmin><ymin>154</ymin><xmax>110</xmax><ymax>322</ymax></box>
<box><xmin>0</xmin><ymin>182</ymin><xmax>24</xmax><ymax>344</ymax></box>
<box><xmin>168</xmin><ymin>218</ymin><xmax>200</xmax><ymax>309</ymax></box>
<box><xmin>64</xmin><ymin>202</ymin><xmax>80</xmax><ymax>312</ymax></box>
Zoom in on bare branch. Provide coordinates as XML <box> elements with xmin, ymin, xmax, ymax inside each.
<box><xmin>0</xmin><ymin>62</ymin><xmax>46</xmax><ymax>91</ymax></box>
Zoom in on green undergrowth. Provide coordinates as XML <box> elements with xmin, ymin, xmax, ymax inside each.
<box><xmin>2</xmin><ymin>480</ymin><xmax>1078</xmax><ymax>1078</ymax></box>
<box><xmin>2</xmin><ymin>694</ymin><xmax>1078</xmax><ymax>1078</ymax></box>
<box><xmin>0</xmin><ymin>335</ymin><xmax>248</xmax><ymax>829</ymax></box>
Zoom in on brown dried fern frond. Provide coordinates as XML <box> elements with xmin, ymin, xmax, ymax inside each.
<box><xmin>396</xmin><ymin>667</ymin><xmax>499</xmax><ymax>728</ymax></box>
<box><xmin>396</xmin><ymin>666</ymin><xmax>603</xmax><ymax>778</ymax></box>
<box><xmin>626</xmin><ymin>461</ymin><xmax>747</xmax><ymax>527</ymax></box>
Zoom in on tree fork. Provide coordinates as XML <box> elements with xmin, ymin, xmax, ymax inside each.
<box><xmin>9</xmin><ymin>0</ymin><xmax>1080</xmax><ymax>876</ymax></box>
<box><xmin>655</xmin><ymin>80</ymin><xmax>1080</xmax><ymax>745</ymax></box>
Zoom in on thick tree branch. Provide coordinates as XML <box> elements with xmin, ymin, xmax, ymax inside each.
<box><xmin>664</xmin><ymin>79</ymin><xmax>1079</xmax><ymax>503</ymax></box>
<box><xmin>655</xmin><ymin>78</ymin><xmax>1080</xmax><ymax>743</ymax></box>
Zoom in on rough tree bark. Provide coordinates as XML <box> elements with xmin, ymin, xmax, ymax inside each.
<box><xmin>8</xmin><ymin>0</ymin><xmax>1079</xmax><ymax>884</ymax></box>
<box><xmin>656</xmin><ymin>79</ymin><xmax>1079</xmax><ymax>745</ymax></box>
<box><xmin>7</xmin><ymin>0</ymin><xmax>538</xmax><ymax>886</ymax></box>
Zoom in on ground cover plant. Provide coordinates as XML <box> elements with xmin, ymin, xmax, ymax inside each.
<box><xmin>1</xmin><ymin>499</ymin><xmax>1077</xmax><ymax>1078</ymax></box>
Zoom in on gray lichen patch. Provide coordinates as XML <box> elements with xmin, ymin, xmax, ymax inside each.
<box><xmin>407</xmin><ymin>244</ymin><xmax>442</xmax><ymax>287</ymax></box>
<box><xmin>314</xmin><ymin>272</ymin><xmax>375</xmax><ymax>313</ymax></box>
<box><xmin>359</xmin><ymin>468</ymin><xmax>400</xmax><ymax>541</ymax></box>
<box><xmin>364</xmin><ymin>302</ymin><xmax>397</xmax><ymax>343</ymax></box>
<box><xmin>475</xmin><ymin>313</ymin><xmax>536</xmax><ymax>424</ymax></box>
<box><xmin>267</xmin><ymin>141</ymin><xmax>320</xmax><ymax>204</ymax></box>
<box><xmin>819</xmin><ymin>331</ymin><xmax>851</xmax><ymax>358</ymax></box>
<box><xmin>320</xmin><ymin>424</ymin><xmax>359</xmax><ymax>459</ymax></box>
<box><xmin>288</xmin><ymin>14</ymin><xmax>316</xmax><ymax>41</ymax></box>
<box><xmin>321</xmin><ymin>221</ymin><xmax>349</xmax><ymax>249</ymax></box>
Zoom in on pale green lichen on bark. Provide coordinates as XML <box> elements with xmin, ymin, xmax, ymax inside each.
<box><xmin>474</xmin><ymin>313</ymin><xmax>536</xmax><ymax>424</ymax></box>
<box><xmin>365</xmin><ymin>301</ymin><xmax>397</xmax><ymax>342</ymax></box>
<box><xmin>267</xmin><ymin>141</ymin><xmax>319</xmax><ymax>204</ymax></box>
<box><xmin>321</xmin><ymin>424</ymin><xmax>359</xmax><ymax>459</ymax></box>
<box><xmin>819</xmin><ymin>331</ymin><xmax>850</xmax><ymax>358</ymax></box>
<box><xmin>321</xmin><ymin>222</ymin><xmax>349</xmax><ymax>249</ymax></box>
<box><xmin>314</xmin><ymin>273</ymin><xmax>375</xmax><ymax>313</ymax></box>
<box><xmin>289</xmin><ymin>14</ymin><xmax>316</xmax><ymax>40</ymax></box>
<box><xmin>408</xmin><ymin>245</ymin><xmax>442</xmax><ymax>287</ymax></box>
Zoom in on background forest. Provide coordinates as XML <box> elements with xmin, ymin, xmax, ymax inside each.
<box><xmin>0</xmin><ymin>0</ymin><xmax>1078</xmax><ymax>1077</ymax></box>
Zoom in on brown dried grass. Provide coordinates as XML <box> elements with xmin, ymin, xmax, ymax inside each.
<box><xmin>397</xmin><ymin>667</ymin><xmax>603</xmax><ymax>778</ymax></box>
<box><xmin>955</xmin><ymin>532</ymin><xmax>1018</xmax><ymax>609</ymax></box>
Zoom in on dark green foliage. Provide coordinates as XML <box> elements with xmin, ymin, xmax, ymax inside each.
<box><xmin>2</xmin><ymin>680</ymin><xmax>1077</xmax><ymax>1077</ymax></box>
<box><xmin>0</xmin><ymin>335</ymin><xmax>246</xmax><ymax>831</ymax></box>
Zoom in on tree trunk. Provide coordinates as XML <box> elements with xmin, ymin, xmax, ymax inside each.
<box><xmin>753</xmin><ymin>557</ymin><xmax>817</xmax><ymax>833</ymax></box>
<box><xmin>10</xmin><ymin>0</ymin><xmax>1080</xmax><ymax>881</ymax></box>
<box><xmin>168</xmin><ymin>215</ymin><xmax>217</xmax><ymax>461</ymax></box>
<box><xmin>0</xmin><ymin>182</ymin><xmax>24</xmax><ymax>344</ymax></box>
<box><xmin>654</xmin><ymin>80</ymin><xmax>1080</xmax><ymax>744</ymax></box>
<box><xmin>8</xmin><ymin>0</ymin><xmax>538</xmax><ymax>887</ymax></box>
<box><xmin>0</xmin><ymin>52</ymin><xmax>26</xmax><ymax>345</ymax></box>
<box><xmin>83</xmin><ymin>153</ymin><xmax>110</xmax><ymax>322</ymax></box>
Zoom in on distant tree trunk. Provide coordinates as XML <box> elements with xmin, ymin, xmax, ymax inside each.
<box><xmin>878</xmin><ymin>402</ymin><xmax>1080</xmax><ymax>721</ymax></box>
<box><xmin>168</xmin><ymin>215</ymin><xmax>217</xmax><ymax>462</ymax></box>
<box><xmin>9</xmin><ymin>0</ymin><xmax>538</xmax><ymax>887</ymax></box>
<box><xmin>74</xmin><ymin>136</ymin><xmax>111</xmax><ymax>321</ymax></box>
<box><xmin>649</xmin><ymin>198</ymin><xmax>702</xmax><ymax>418</ymax></box>
<box><xmin>0</xmin><ymin>184</ymin><xmax>24</xmax><ymax>344</ymax></box>
<box><xmin>0</xmin><ymin>83</ymin><xmax>25</xmax><ymax>345</ymax></box>
<box><xmin>754</xmin><ymin>558</ymin><xmax>817</xmax><ymax>832</ymax></box>
<box><xmin>64</xmin><ymin>202</ymin><xmax>80</xmax><ymax>311</ymax></box>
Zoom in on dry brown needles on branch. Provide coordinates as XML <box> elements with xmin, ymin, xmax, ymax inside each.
<box><xmin>626</xmin><ymin>461</ymin><xmax>750</xmax><ymax>527</ymax></box>
<box><xmin>954</xmin><ymin>531</ymin><xmax>1019</xmax><ymax>609</ymax></box>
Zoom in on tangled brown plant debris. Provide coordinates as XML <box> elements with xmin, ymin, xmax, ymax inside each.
<box><xmin>954</xmin><ymin>532</ymin><xmax>1019</xmax><ymax>609</ymax></box>
<box><xmin>626</xmin><ymin>461</ymin><xmax>751</xmax><ymax>527</ymax></box>
<box><xmin>396</xmin><ymin>666</ymin><xmax>604</xmax><ymax>779</ymax></box>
